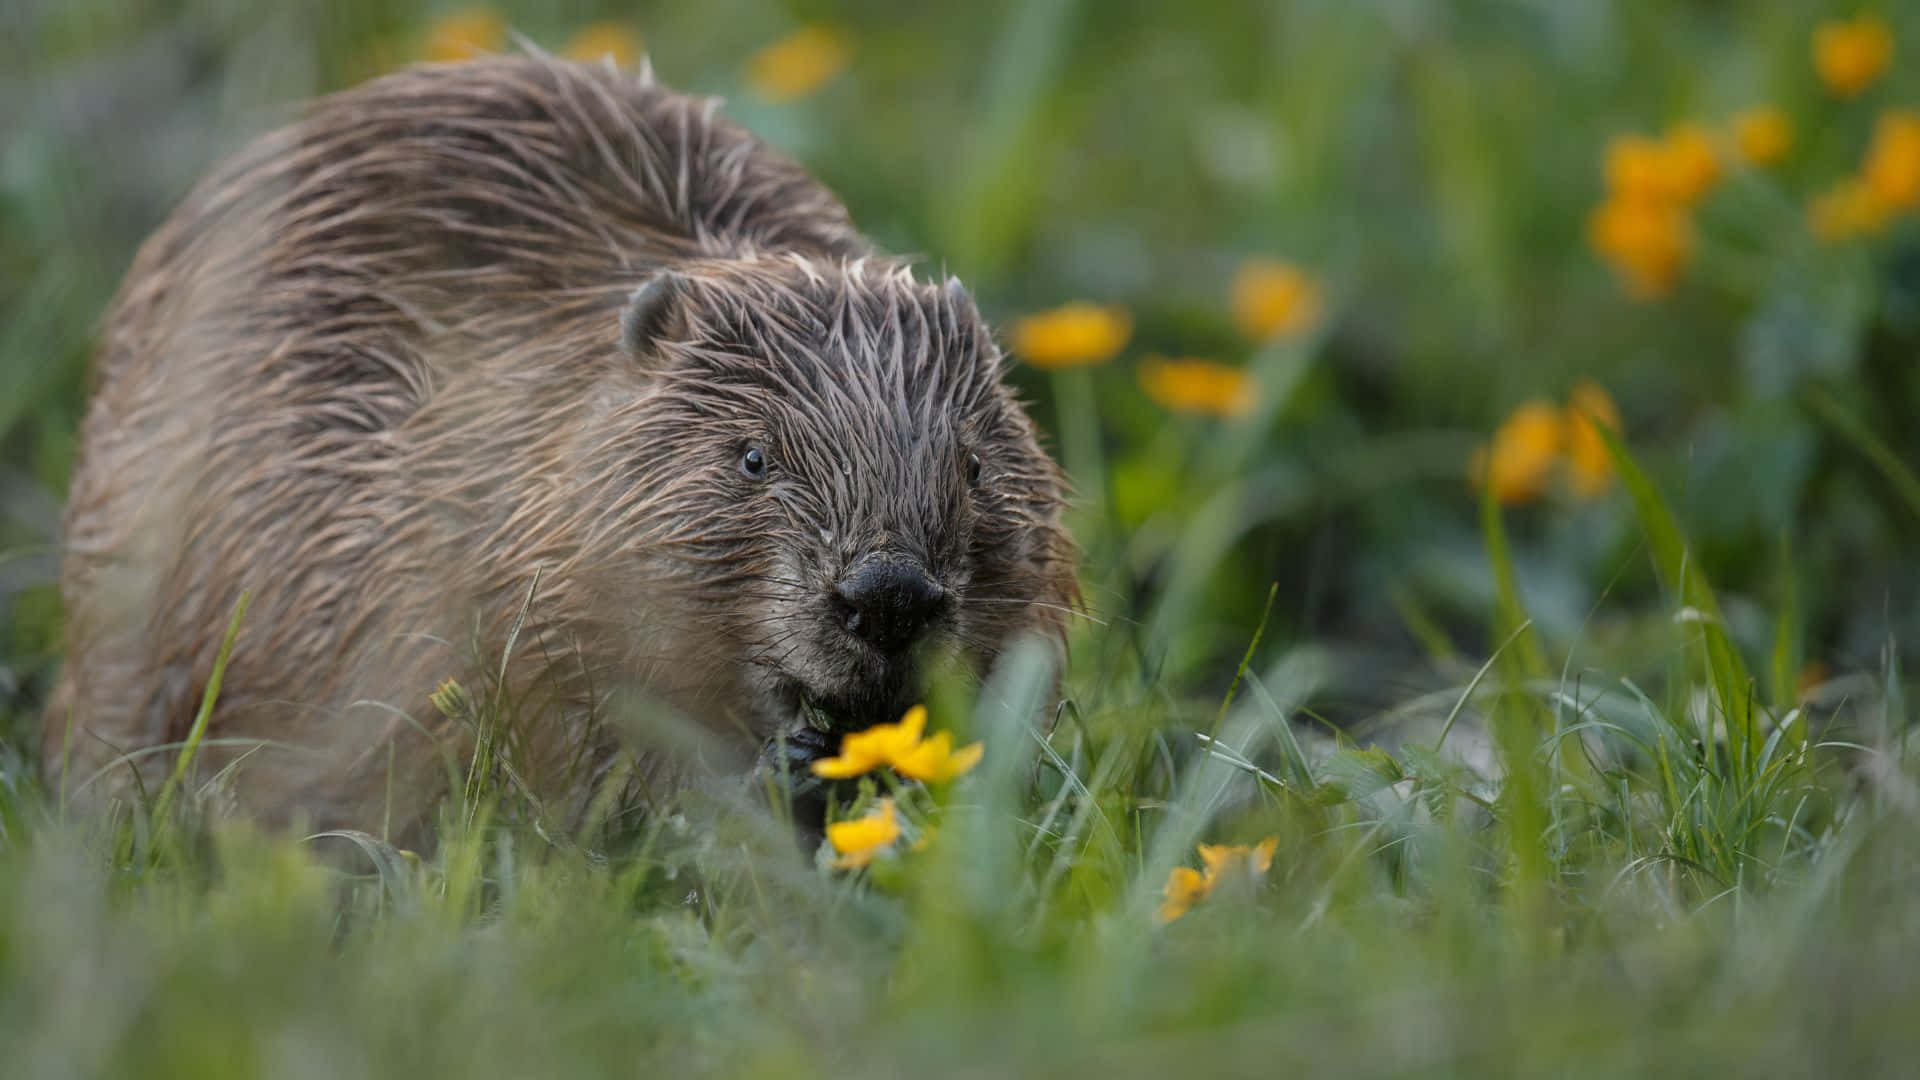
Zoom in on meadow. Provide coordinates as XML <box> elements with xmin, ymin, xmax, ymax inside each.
<box><xmin>4</xmin><ymin>2</ymin><xmax>1920</xmax><ymax>1076</ymax></box>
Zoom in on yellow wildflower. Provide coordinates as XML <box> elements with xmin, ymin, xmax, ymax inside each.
<box><xmin>811</xmin><ymin>705</ymin><xmax>929</xmax><ymax>779</ymax></box>
<box><xmin>1586</xmin><ymin>197</ymin><xmax>1693</xmax><ymax>299</ymax></box>
<box><xmin>1197</xmin><ymin>836</ymin><xmax>1280</xmax><ymax>880</ymax></box>
<box><xmin>827</xmin><ymin>798</ymin><xmax>900</xmax><ymax>869</ymax></box>
<box><xmin>422</xmin><ymin>7</ymin><xmax>505</xmax><ymax>62</ymax></box>
<box><xmin>1810</xmin><ymin>176</ymin><xmax>1891</xmax><ymax>242</ymax></box>
<box><xmin>1563</xmin><ymin>380</ymin><xmax>1623</xmax><ymax>498</ymax></box>
<box><xmin>745</xmin><ymin>26</ymin><xmax>852</xmax><ymax>104</ymax></box>
<box><xmin>1010</xmin><ymin>303</ymin><xmax>1132</xmax><ymax>369</ymax></box>
<box><xmin>890</xmin><ymin>730</ymin><xmax>984</xmax><ymax>783</ymax></box>
<box><xmin>1731</xmin><ymin>106</ymin><xmax>1793</xmax><ymax>167</ymax></box>
<box><xmin>1230</xmin><ymin>258</ymin><xmax>1324</xmax><ymax>342</ymax></box>
<box><xmin>1474</xmin><ymin>401</ymin><xmax>1564</xmax><ymax>506</ymax></box>
<box><xmin>1157</xmin><ymin>836</ymin><xmax>1280</xmax><ymax>924</ymax></box>
<box><xmin>1138</xmin><ymin>358</ymin><xmax>1256</xmax><ymax>419</ymax></box>
<box><xmin>1604</xmin><ymin>134</ymin><xmax>1674</xmax><ymax>203</ymax></box>
<box><xmin>1157</xmin><ymin>866</ymin><xmax>1210</xmax><ymax>924</ymax></box>
<box><xmin>810</xmin><ymin>705</ymin><xmax>982</xmax><ymax>783</ymax></box>
<box><xmin>1813</xmin><ymin>14</ymin><xmax>1894</xmax><ymax>99</ymax></box>
<box><xmin>564</xmin><ymin>21</ymin><xmax>642</xmax><ymax>68</ymax></box>
<box><xmin>1659</xmin><ymin>124</ymin><xmax>1721</xmax><ymax>206</ymax></box>
<box><xmin>1863</xmin><ymin>109</ymin><xmax>1920</xmax><ymax>216</ymax></box>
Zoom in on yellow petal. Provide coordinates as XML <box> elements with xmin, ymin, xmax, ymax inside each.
<box><xmin>827</xmin><ymin>798</ymin><xmax>900</xmax><ymax>869</ymax></box>
<box><xmin>1863</xmin><ymin>109</ymin><xmax>1920</xmax><ymax>216</ymax></box>
<box><xmin>1250</xmin><ymin>836</ymin><xmax>1279</xmax><ymax>876</ymax></box>
<box><xmin>1011</xmin><ymin>304</ymin><xmax>1132</xmax><ymax>369</ymax></box>
<box><xmin>891</xmin><ymin>732</ymin><xmax>984</xmax><ymax>783</ymax></box>
<box><xmin>1157</xmin><ymin>865</ymin><xmax>1211</xmax><ymax>924</ymax></box>
<box><xmin>745</xmin><ymin>26</ymin><xmax>852</xmax><ymax>104</ymax></box>
<box><xmin>1230</xmin><ymin>259</ymin><xmax>1323</xmax><ymax>342</ymax></box>
<box><xmin>1731</xmin><ymin>106</ymin><xmax>1793</xmax><ymax>167</ymax></box>
<box><xmin>1813</xmin><ymin>14</ymin><xmax>1894</xmax><ymax>99</ymax></box>
<box><xmin>1139</xmin><ymin>357</ymin><xmax>1257</xmax><ymax>419</ymax></box>
<box><xmin>1564</xmin><ymin>380</ymin><xmax>1623</xmax><ymax>499</ymax></box>
<box><xmin>1475</xmin><ymin>401</ymin><xmax>1564</xmax><ymax>506</ymax></box>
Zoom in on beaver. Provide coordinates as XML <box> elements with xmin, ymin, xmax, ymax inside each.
<box><xmin>45</xmin><ymin>52</ymin><xmax>1078</xmax><ymax>841</ymax></box>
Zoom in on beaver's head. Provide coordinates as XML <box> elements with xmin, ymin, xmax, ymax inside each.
<box><xmin>605</xmin><ymin>256</ymin><xmax>1077</xmax><ymax>738</ymax></box>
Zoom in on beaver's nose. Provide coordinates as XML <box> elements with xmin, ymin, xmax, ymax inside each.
<box><xmin>833</xmin><ymin>559</ymin><xmax>946</xmax><ymax>654</ymax></box>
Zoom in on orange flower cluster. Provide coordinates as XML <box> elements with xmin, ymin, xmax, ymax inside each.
<box><xmin>1158</xmin><ymin>837</ymin><xmax>1280</xmax><ymax>923</ymax></box>
<box><xmin>1587</xmin><ymin>126</ymin><xmax>1724</xmax><ymax>299</ymax></box>
<box><xmin>1813</xmin><ymin>13</ymin><xmax>1894</xmax><ymax>99</ymax></box>
<box><xmin>1812</xmin><ymin>109</ymin><xmax>1920</xmax><ymax>242</ymax></box>
<box><xmin>1471</xmin><ymin>381</ymin><xmax>1623</xmax><ymax>506</ymax></box>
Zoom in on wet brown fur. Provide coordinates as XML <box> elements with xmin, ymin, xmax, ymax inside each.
<box><xmin>46</xmin><ymin>53</ymin><xmax>1077</xmax><ymax>840</ymax></box>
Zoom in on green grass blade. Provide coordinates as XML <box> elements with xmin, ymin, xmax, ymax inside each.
<box><xmin>151</xmin><ymin>590</ymin><xmax>252</xmax><ymax>835</ymax></box>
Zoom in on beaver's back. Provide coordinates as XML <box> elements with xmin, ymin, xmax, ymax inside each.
<box><xmin>49</xmin><ymin>55</ymin><xmax>870</xmax><ymax>826</ymax></box>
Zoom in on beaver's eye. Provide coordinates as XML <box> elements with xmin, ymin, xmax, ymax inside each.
<box><xmin>966</xmin><ymin>452</ymin><xmax>983</xmax><ymax>487</ymax></box>
<box><xmin>740</xmin><ymin>445</ymin><xmax>769</xmax><ymax>480</ymax></box>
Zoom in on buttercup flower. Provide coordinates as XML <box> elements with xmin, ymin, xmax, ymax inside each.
<box><xmin>1230</xmin><ymin>259</ymin><xmax>1323</xmax><ymax>342</ymax></box>
<box><xmin>1157</xmin><ymin>836</ymin><xmax>1280</xmax><ymax>923</ymax></box>
<box><xmin>423</xmin><ymin>7</ymin><xmax>505</xmax><ymax>62</ymax></box>
<box><xmin>745</xmin><ymin>26</ymin><xmax>852</xmax><ymax>103</ymax></box>
<box><xmin>1563</xmin><ymin>380</ymin><xmax>1623</xmax><ymax>498</ymax></box>
<box><xmin>1587</xmin><ymin>197</ymin><xmax>1693</xmax><ymax>298</ymax></box>
<box><xmin>827</xmin><ymin>798</ymin><xmax>900</xmax><ymax>869</ymax></box>
<box><xmin>1813</xmin><ymin>14</ymin><xmax>1894</xmax><ymax>98</ymax></box>
<box><xmin>565</xmin><ymin>21</ymin><xmax>642</xmax><ymax>68</ymax></box>
<box><xmin>1198</xmin><ymin>836</ymin><xmax>1279</xmax><ymax>880</ymax></box>
<box><xmin>1011</xmin><ymin>303</ymin><xmax>1132</xmax><ymax>369</ymax></box>
<box><xmin>1731</xmin><ymin>106</ymin><xmax>1793</xmax><ymax>167</ymax></box>
<box><xmin>1158</xmin><ymin>866</ymin><xmax>1210</xmax><ymax>924</ymax></box>
<box><xmin>1474</xmin><ymin>401</ymin><xmax>1564</xmax><ymax>506</ymax></box>
<box><xmin>1138</xmin><ymin>358</ymin><xmax>1257</xmax><ymax>419</ymax></box>
<box><xmin>1810</xmin><ymin>176</ymin><xmax>1891</xmax><ymax>242</ymax></box>
<box><xmin>890</xmin><ymin>730</ymin><xmax>984</xmax><ymax>783</ymax></box>
<box><xmin>1863</xmin><ymin>109</ymin><xmax>1920</xmax><ymax>216</ymax></box>
<box><xmin>1658</xmin><ymin>124</ymin><xmax>1721</xmax><ymax>206</ymax></box>
<box><xmin>811</xmin><ymin>705</ymin><xmax>982</xmax><ymax>783</ymax></box>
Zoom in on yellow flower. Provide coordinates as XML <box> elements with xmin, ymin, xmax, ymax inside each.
<box><xmin>422</xmin><ymin>7</ymin><xmax>505</xmax><ymax>62</ymax></box>
<box><xmin>1563</xmin><ymin>380</ymin><xmax>1623</xmax><ymax>499</ymax></box>
<box><xmin>827</xmin><ymin>798</ymin><xmax>900</xmax><ymax>869</ymax></box>
<box><xmin>1474</xmin><ymin>400</ymin><xmax>1564</xmax><ymax>506</ymax></box>
<box><xmin>745</xmin><ymin>26</ymin><xmax>852</xmax><ymax>103</ymax></box>
<box><xmin>1230</xmin><ymin>258</ymin><xmax>1324</xmax><ymax>342</ymax></box>
<box><xmin>564</xmin><ymin>21</ymin><xmax>642</xmax><ymax>68</ymax></box>
<box><xmin>1603</xmin><ymin>128</ymin><xmax>1720</xmax><ymax>207</ymax></box>
<box><xmin>1659</xmin><ymin>124</ymin><xmax>1721</xmax><ymax>205</ymax></box>
<box><xmin>1010</xmin><ymin>303</ymin><xmax>1132</xmax><ymax>369</ymax></box>
<box><xmin>1197</xmin><ymin>836</ymin><xmax>1280</xmax><ymax>880</ymax></box>
<box><xmin>1603</xmin><ymin>134</ymin><xmax>1674</xmax><ymax>203</ymax></box>
<box><xmin>1157</xmin><ymin>866</ymin><xmax>1210</xmax><ymax>924</ymax></box>
<box><xmin>811</xmin><ymin>705</ymin><xmax>929</xmax><ymax>779</ymax></box>
<box><xmin>890</xmin><ymin>730</ymin><xmax>984</xmax><ymax>783</ymax></box>
<box><xmin>1863</xmin><ymin>109</ymin><xmax>1920</xmax><ymax>216</ymax></box>
<box><xmin>1138</xmin><ymin>358</ymin><xmax>1256</xmax><ymax>419</ymax></box>
<box><xmin>1586</xmin><ymin>196</ymin><xmax>1694</xmax><ymax>299</ymax></box>
<box><xmin>810</xmin><ymin>705</ymin><xmax>982</xmax><ymax>783</ymax></box>
<box><xmin>1809</xmin><ymin>176</ymin><xmax>1892</xmax><ymax>242</ymax></box>
<box><xmin>1731</xmin><ymin>106</ymin><xmax>1793</xmax><ymax>167</ymax></box>
<box><xmin>1813</xmin><ymin>14</ymin><xmax>1894</xmax><ymax>99</ymax></box>
<box><xmin>1157</xmin><ymin>836</ymin><xmax>1279</xmax><ymax>924</ymax></box>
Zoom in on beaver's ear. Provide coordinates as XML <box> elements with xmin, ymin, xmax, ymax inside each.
<box><xmin>619</xmin><ymin>272</ymin><xmax>688</xmax><ymax>360</ymax></box>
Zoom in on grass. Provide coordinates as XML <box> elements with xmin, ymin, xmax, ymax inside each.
<box><xmin>1</xmin><ymin>438</ymin><xmax>1915</xmax><ymax>1076</ymax></box>
<box><xmin>6</xmin><ymin>1</ymin><xmax>1920</xmax><ymax>1075</ymax></box>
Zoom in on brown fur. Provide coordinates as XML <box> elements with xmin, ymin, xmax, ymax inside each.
<box><xmin>46</xmin><ymin>53</ymin><xmax>1077</xmax><ymax>840</ymax></box>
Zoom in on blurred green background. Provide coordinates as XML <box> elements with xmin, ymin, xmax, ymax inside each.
<box><xmin>5</xmin><ymin>0</ymin><xmax>1919</xmax><ymax>748</ymax></box>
